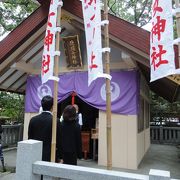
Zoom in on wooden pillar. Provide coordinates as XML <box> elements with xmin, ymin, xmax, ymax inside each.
<box><xmin>104</xmin><ymin>0</ymin><xmax>112</xmax><ymax>170</ymax></box>
<box><xmin>51</xmin><ymin>5</ymin><xmax>61</xmax><ymax>162</ymax></box>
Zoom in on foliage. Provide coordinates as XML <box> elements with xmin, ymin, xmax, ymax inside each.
<box><xmin>0</xmin><ymin>0</ymin><xmax>153</xmax><ymax>35</ymax></box>
<box><xmin>0</xmin><ymin>91</ymin><xmax>25</xmax><ymax>123</ymax></box>
<box><xmin>107</xmin><ymin>0</ymin><xmax>152</xmax><ymax>27</ymax></box>
<box><xmin>0</xmin><ymin>0</ymin><xmax>38</xmax><ymax>36</ymax></box>
<box><xmin>150</xmin><ymin>91</ymin><xmax>180</xmax><ymax>116</ymax></box>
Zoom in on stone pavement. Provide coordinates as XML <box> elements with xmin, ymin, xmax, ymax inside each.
<box><xmin>0</xmin><ymin>144</ymin><xmax>180</xmax><ymax>180</ymax></box>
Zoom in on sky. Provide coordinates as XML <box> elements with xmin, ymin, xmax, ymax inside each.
<box><xmin>142</xmin><ymin>23</ymin><xmax>152</xmax><ymax>32</ymax></box>
<box><xmin>0</xmin><ymin>32</ymin><xmax>9</xmax><ymax>41</ymax></box>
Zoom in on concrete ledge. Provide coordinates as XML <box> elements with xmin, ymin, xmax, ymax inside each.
<box><xmin>15</xmin><ymin>140</ymin><xmax>42</xmax><ymax>180</ymax></box>
<box><xmin>149</xmin><ymin>169</ymin><xmax>170</xmax><ymax>180</ymax></box>
<box><xmin>33</xmin><ymin>161</ymin><xmax>149</xmax><ymax>180</ymax></box>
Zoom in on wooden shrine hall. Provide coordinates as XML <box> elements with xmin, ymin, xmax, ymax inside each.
<box><xmin>0</xmin><ymin>0</ymin><xmax>179</xmax><ymax>170</ymax></box>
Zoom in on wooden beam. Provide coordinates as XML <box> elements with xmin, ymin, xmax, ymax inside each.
<box><xmin>11</xmin><ymin>62</ymin><xmax>34</xmax><ymax>74</ymax></box>
<box><xmin>0</xmin><ymin>70</ymin><xmax>18</xmax><ymax>86</ymax></box>
<box><xmin>15</xmin><ymin>81</ymin><xmax>26</xmax><ymax>92</ymax></box>
<box><xmin>167</xmin><ymin>75</ymin><xmax>180</xmax><ymax>85</ymax></box>
<box><xmin>26</xmin><ymin>46</ymin><xmax>44</xmax><ymax>63</ymax></box>
<box><xmin>0</xmin><ymin>31</ymin><xmax>45</xmax><ymax>77</ymax></box>
<box><xmin>6</xmin><ymin>73</ymin><xmax>27</xmax><ymax>90</ymax></box>
<box><xmin>0</xmin><ymin>87</ymin><xmax>25</xmax><ymax>94</ymax></box>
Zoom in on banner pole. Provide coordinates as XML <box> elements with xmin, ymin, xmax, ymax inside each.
<box><xmin>51</xmin><ymin>5</ymin><xmax>61</xmax><ymax>162</ymax></box>
<box><xmin>104</xmin><ymin>0</ymin><xmax>112</xmax><ymax>170</ymax></box>
<box><xmin>175</xmin><ymin>0</ymin><xmax>180</xmax><ymax>68</ymax></box>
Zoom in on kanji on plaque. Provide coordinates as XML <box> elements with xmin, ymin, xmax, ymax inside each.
<box><xmin>150</xmin><ymin>0</ymin><xmax>175</xmax><ymax>82</ymax></box>
<box><xmin>41</xmin><ymin>0</ymin><xmax>60</xmax><ymax>84</ymax></box>
<box><xmin>82</xmin><ymin>0</ymin><xmax>104</xmax><ymax>85</ymax></box>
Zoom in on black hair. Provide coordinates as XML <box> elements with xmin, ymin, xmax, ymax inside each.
<box><xmin>41</xmin><ymin>95</ymin><xmax>53</xmax><ymax>111</ymax></box>
<box><xmin>63</xmin><ymin>105</ymin><xmax>76</xmax><ymax>121</ymax></box>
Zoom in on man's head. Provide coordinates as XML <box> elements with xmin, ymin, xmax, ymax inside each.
<box><xmin>41</xmin><ymin>95</ymin><xmax>53</xmax><ymax>111</ymax></box>
<box><xmin>63</xmin><ymin>105</ymin><xmax>76</xmax><ymax>121</ymax></box>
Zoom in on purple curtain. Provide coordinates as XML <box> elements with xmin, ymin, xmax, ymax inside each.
<box><xmin>25</xmin><ymin>71</ymin><xmax>139</xmax><ymax>115</ymax></box>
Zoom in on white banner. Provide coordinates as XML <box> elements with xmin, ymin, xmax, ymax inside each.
<box><xmin>150</xmin><ymin>0</ymin><xmax>175</xmax><ymax>82</ymax></box>
<box><xmin>41</xmin><ymin>0</ymin><xmax>60</xmax><ymax>84</ymax></box>
<box><xmin>82</xmin><ymin>0</ymin><xmax>106</xmax><ymax>85</ymax></box>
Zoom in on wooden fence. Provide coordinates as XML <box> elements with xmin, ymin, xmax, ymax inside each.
<box><xmin>150</xmin><ymin>126</ymin><xmax>180</xmax><ymax>144</ymax></box>
<box><xmin>1</xmin><ymin>124</ymin><xmax>23</xmax><ymax>147</ymax></box>
<box><xmin>1</xmin><ymin>125</ymin><xmax>179</xmax><ymax>148</ymax></box>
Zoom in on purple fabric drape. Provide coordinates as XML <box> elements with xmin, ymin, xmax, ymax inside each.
<box><xmin>25</xmin><ymin>71</ymin><xmax>139</xmax><ymax>115</ymax></box>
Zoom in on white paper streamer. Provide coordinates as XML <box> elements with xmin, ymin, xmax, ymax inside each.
<box><xmin>52</xmin><ymin>51</ymin><xmax>61</xmax><ymax>57</ymax></box>
<box><xmin>48</xmin><ymin>76</ymin><xmax>60</xmax><ymax>82</ymax></box>
<box><xmin>56</xmin><ymin>27</ymin><xmax>62</xmax><ymax>32</ymax></box>
<box><xmin>58</xmin><ymin>1</ymin><xmax>63</xmax><ymax>6</ymax></box>
<box><xmin>172</xmin><ymin>8</ymin><xmax>180</xmax><ymax>16</ymax></box>
<box><xmin>96</xmin><ymin>72</ymin><xmax>112</xmax><ymax>80</ymax></box>
<box><xmin>102</xmin><ymin>47</ymin><xmax>111</xmax><ymax>53</ymax></box>
<box><xmin>173</xmin><ymin>38</ymin><xmax>180</xmax><ymax>45</ymax></box>
<box><xmin>101</xmin><ymin>20</ymin><xmax>109</xmax><ymax>26</ymax></box>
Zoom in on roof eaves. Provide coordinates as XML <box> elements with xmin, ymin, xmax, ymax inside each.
<box><xmin>0</xmin><ymin>5</ymin><xmax>49</xmax><ymax>64</ymax></box>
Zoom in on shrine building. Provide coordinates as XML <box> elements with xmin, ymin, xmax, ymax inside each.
<box><xmin>0</xmin><ymin>0</ymin><xmax>179</xmax><ymax>170</ymax></box>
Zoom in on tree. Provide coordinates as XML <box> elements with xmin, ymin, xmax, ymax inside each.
<box><xmin>0</xmin><ymin>0</ymin><xmax>38</xmax><ymax>36</ymax></box>
<box><xmin>0</xmin><ymin>91</ymin><xmax>25</xmax><ymax>123</ymax></box>
<box><xmin>107</xmin><ymin>0</ymin><xmax>152</xmax><ymax>27</ymax></box>
<box><xmin>150</xmin><ymin>91</ymin><xmax>180</xmax><ymax>126</ymax></box>
<box><xmin>0</xmin><ymin>0</ymin><xmax>153</xmax><ymax>36</ymax></box>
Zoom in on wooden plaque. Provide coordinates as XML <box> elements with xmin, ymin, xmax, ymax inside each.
<box><xmin>62</xmin><ymin>35</ymin><xmax>83</xmax><ymax>69</ymax></box>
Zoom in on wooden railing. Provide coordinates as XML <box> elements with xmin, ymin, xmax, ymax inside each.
<box><xmin>1</xmin><ymin>124</ymin><xmax>23</xmax><ymax>147</ymax></box>
<box><xmin>150</xmin><ymin>126</ymin><xmax>180</xmax><ymax>144</ymax></box>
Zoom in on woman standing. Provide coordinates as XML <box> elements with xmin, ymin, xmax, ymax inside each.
<box><xmin>60</xmin><ymin>105</ymin><xmax>82</xmax><ymax>165</ymax></box>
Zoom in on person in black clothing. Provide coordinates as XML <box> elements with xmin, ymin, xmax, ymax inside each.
<box><xmin>28</xmin><ymin>95</ymin><xmax>61</xmax><ymax>162</ymax></box>
<box><xmin>0</xmin><ymin>122</ymin><xmax>6</xmax><ymax>172</ymax></box>
<box><xmin>60</xmin><ymin>105</ymin><xmax>82</xmax><ymax>165</ymax></box>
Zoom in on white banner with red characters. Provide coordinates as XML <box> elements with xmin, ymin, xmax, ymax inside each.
<box><xmin>41</xmin><ymin>0</ymin><xmax>62</xmax><ymax>84</ymax></box>
<box><xmin>150</xmin><ymin>0</ymin><xmax>175</xmax><ymax>82</ymax></box>
<box><xmin>82</xmin><ymin>0</ymin><xmax>111</xmax><ymax>85</ymax></box>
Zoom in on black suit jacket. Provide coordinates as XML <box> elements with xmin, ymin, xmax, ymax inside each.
<box><xmin>60</xmin><ymin>120</ymin><xmax>82</xmax><ymax>159</ymax></box>
<box><xmin>28</xmin><ymin>112</ymin><xmax>61</xmax><ymax>161</ymax></box>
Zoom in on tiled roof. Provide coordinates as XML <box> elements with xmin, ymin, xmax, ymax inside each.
<box><xmin>0</xmin><ymin>5</ymin><xmax>49</xmax><ymax>64</ymax></box>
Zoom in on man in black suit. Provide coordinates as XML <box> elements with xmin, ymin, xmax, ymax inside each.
<box><xmin>28</xmin><ymin>95</ymin><xmax>61</xmax><ymax>162</ymax></box>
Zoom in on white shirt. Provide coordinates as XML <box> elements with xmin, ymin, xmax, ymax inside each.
<box><xmin>78</xmin><ymin>113</ymin><xmax>83</xmax><ymax>126</ymax></box>
<box><xmin>60</xmin><ymin>113</ymin><xmax>83</xmax><ymax>126</ymax></box>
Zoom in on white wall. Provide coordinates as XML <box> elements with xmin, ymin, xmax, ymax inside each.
<box><xmin>98</xmin><ymin>111</ymin><xmax>138</xmax><ymax>169</ymax></box>
<box><xmin>137</xmin><ymin>128</ymin><xmax>150</xmax><ymax>165</ymax></box>
<box><xmin>23</xmin><ymin>112</ymin><xmax>38</xmax><ymax>140</ymax></box>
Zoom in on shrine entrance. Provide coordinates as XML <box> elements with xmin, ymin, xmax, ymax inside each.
<box><xmin>57</xmin><ymin>95</ymin><xmax>99</xmax><ymax>159</ymax></box>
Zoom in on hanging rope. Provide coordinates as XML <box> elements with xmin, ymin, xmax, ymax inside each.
<box><xmin>71</xmin><ymin>92</ymin><xmax>77</xmax><ymax>105</ymax></box>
